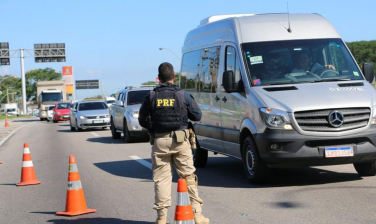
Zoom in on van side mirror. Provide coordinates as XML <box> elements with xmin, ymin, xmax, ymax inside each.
<box><xmin>362</xmin><ymin>62</ymin><xmax>374</xmax><ymax>83</ymax></box>
<box><xmin>223</xmin><ymin>71</ymin><xmax>236</xmax><ymax>93</ymax></box>
<box><xmin>117</xmin><ymin>100</ymin><xmax>124</xmax><ymax>106</ymax></box>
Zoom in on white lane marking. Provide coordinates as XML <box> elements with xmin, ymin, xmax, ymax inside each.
<box><xmin>91</xmin><ymin>132</ymin><xmax>100</xmax><ymax>137</ymax></box>
<box><xmin>130</xmin><ymin>155</ymin><xmax>152</xmax><ymax>170</ymax></box>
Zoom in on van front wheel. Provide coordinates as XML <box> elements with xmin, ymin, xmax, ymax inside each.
<box><xmin>242</xmin><ymin>137</ymin><xmax>269</xmax><ymax>184</ymax></box>
<box><xmin>354</xmin><ymin>161</ymin><xmax>376</xmax><ymax>176</ymax></box>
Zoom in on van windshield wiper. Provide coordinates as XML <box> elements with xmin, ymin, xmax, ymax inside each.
<box><xmin>311</xmin><ymin>78</ymin><xmax>352</xmax><ymax>82</ymax></box>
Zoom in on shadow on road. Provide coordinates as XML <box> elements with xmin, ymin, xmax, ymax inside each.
<box><xmin>11</xmin><ymin>119</ymin><xmax>39</xmax><ymax>123</ymax></box>
<box><xmin>86</xmin><ymin>137</ymin><xmax>149</xmax><ymax>144</ymax></box>
<box><xmin>94</xmin><ymin>160</ymin><xmax>153</xmax><ymax>181</ymax></box>
<box><xmin>94</xmin><ymin>156</ymin><xmax>363</xmax><ymax>188</ymax></box>
<box><xmin>46</xmin><ymin>217</ymin><xmax>154</xmax><ymax>224</ymax></box>
<box><xmin>87</xmin><ymin>137</ymin><xmax>126</xmax><ymax>144</ymax></box>
<box><xmin>198</xmin><ymin>157</ymin><xmax>363</xmax><ymax>188</ymax></box>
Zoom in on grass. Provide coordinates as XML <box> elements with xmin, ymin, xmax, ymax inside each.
<box><xmin>0</xmin><ymin>115</ymin><xmax>33</xmax><ymax>120</ymax></box>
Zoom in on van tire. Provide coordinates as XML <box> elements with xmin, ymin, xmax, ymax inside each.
<box><xmin>111</xmin><ymin>119</ymin><xmax>121</xmax><ymax>139</ymax></box>
<box><xmin>193</xmin><ymin>139</ymin><xmax>208</xmax><ymax>168</ymax></box>
<box><xmin>70</xmin><ymin>120</ymin><xmax>75</xmax><ymax>131</ymax></box>
<box><xmin>75</xmin><ymin>119</ymin><xmax>82</xmax><ymax>132</ymax></box>
<box><xmin>123</xmin><ymin>120</ymin><xmax>134</xmax><ymax>143</ymax></box>
<box><xmin>242</xmin><ymin>136</ymin><xmax>269</xmax><ymax>184</ymax></box>
<box><xmin>354</xmin><ymin>161</ymin><xmax>376</xmax><ymax>176</ymax></box>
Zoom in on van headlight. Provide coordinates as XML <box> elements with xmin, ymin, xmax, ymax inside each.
<box><xmin>372</xmin><ymin>105</ymin><xmax>376</xmax><ymax>124</ymax></box>
<box><xmin>129</xmin><ymin>111</ymin><xmax>139</xmax><ymax>119</ymax></box>
<box><xmin>79</xmin><ymin>115</ymin><xmax>85</xmax><ymax>120</ymax></box>
<box><xmin>260</xmin><ymin>108</ymin><xmax>293</xmax><ymax>130</ymax></box>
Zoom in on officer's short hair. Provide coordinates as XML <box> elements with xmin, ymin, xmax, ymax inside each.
<box><xmin>158</xmin><ymin>62</ymin><xmax>174</xmax><ymax>82</ymax></box>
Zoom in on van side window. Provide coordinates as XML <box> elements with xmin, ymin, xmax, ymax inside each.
<box><xmin>202</xmin><ymin>47</ymin><xmax>220</xmax><ymax>93</ymax></box>
<box><xmin>226</xmin><ymin>46</ymin><xmax>242</xmax><ymax>88</ymax></box>
<box><xmin>121</xmin><ymin>92</ymin><xmax>126</xmax><ymax>102</ymax></box>
<box><xmin>117</xmin><ymin>93</ymin><xmax>123</xmax><ymax>101</ymax></box>
<box><xmin>181</xmin><ymin>49</ymin><xmax>203</xmax><ymax>92</ymax></box>
<box><xmin>181</xmin><ymin>47</ymin><xmax>220</xmax><ymax>93</ymax></box>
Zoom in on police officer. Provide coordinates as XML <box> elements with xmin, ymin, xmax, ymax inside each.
<box><xmin>139</xmin><ymin>62</ymin><xmax>209</xmax><ymax>224</ymax></box>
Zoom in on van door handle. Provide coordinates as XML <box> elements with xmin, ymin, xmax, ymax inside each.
<box><xmin>222</xmin><ymin>96</ymin><xmax>227</xmax><ymax>102</ymax></box>
<box><xmin>215</xmin><ymin>95</ymin><xmax>220</xmax><ymax>102</ymax></box>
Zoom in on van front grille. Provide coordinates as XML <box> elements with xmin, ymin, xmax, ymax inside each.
<box><xmin>294</xmin><ymin>108</ymin><xmax>370</xmax><ymax>132</ymax></box>
<box><xmin>86</xmin><ymin>115</ymin><xmax>106</xmax><ymax>119</ymax></box>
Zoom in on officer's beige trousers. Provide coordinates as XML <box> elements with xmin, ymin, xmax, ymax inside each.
<box><xmin>152</xmin><ymin>133</ymin><xmax>204</xmax><ymax>212</ymax></box>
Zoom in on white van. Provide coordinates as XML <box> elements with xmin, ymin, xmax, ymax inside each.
<box><xmin>180</xmin><ymin>13</ymin><xmax>376</xmax><ymax>184</ymax></box>
<box><xmin>1</xmin><ymin>103</ymin><xmax>19</xmax><ymax>116</ymax></box>
<box><xmin>105</xmin><ymin>97</ymin><xmax>116</xmax><ymax>107</ymax></box>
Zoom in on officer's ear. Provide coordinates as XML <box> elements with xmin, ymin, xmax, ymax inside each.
<box><xmin>173</xmin><ymin>73</ymin><xmax>176</xmax><ymax>79</ymax></box>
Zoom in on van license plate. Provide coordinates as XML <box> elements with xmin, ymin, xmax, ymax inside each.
<box><xmin>93</xmin><ymin>120</ymin><xmax>103</xmax><ymax>123</ymax></box>
<box><xmin>325</xmin><ymin>146</ymin><xmax>354</xmax><ymax>158</ymax></box>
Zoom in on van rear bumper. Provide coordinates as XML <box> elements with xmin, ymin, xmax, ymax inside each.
<box><xmin>254</xmin><ymin>126</ymin><xmax>376</xmax><ymax>168</ymax></box>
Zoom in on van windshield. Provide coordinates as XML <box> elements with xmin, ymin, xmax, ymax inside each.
<box><xmin>242</xmin><ymin>38</ymin><xmax>363</xmax><ymax>86</ymax></box>
<box><xmin>127</xmin><ymin>90</ymin><xmax>150</xmax><ymax>105</ymax></box>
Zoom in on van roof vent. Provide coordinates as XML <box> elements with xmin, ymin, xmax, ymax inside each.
<box><xmin>199</xmin><ymin>14</ymin><xmax>255</xmax><ymax>26</ymax></box>
<box><xmin>263</xmin><ymin>86</ymin><xmax>298</xmax><ymax>92</ymax></box>
<box><xmin>337</xmin><ymin>82</ymin><xmax>364</xmax><ymax>87</ymax></box>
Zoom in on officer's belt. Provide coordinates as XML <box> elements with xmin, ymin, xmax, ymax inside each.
<box><xmin>154</xmin><ymin>130</ymin><xmax>189</xmax><ymax>138</ymax></box>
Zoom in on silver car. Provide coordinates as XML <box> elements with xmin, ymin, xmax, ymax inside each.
<box><xmin>69</xmin><ymin>101</ymin><xmax>110</xmax><ymax>132</ymax></box>
<box><xmin>109</xmin><ymin>86</ymin><xmax>153</xmax><ymax>142</ymax></box>
<box><xmin>46</xmin><ymin>105</ymin><xmax>55</xmax><ymax>122</ymax></box>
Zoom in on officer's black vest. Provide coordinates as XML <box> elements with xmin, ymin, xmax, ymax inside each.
<box><xmin>149</xmin><ymin>85</ymin><xmax>188</xmax><ymax>133</ymax></box>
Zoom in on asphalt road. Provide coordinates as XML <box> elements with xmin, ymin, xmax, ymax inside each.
<box><xmin>1</xmin><ymin>118</ymin><xmax>376</xmax><ymax>224</ymax></box>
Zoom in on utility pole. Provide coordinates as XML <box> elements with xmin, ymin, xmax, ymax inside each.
<box><xmin>20</xmin><ymin>49</ymin><xmax>25</xmax><ymax>114</ymax></box>
<box><xmin>101</xmin><ymin>82</ymin><xmax>105</xmax><ymax>101</ymax></box>
<box><xmin>7</xmin><ymin>87</ymin><xmax>9</xmax><ymax>104</ymax></box>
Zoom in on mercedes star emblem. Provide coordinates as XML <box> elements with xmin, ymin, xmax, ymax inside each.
<box><xmin>328</xmin><ymin>111</ymin><xmax>344</xmax><ymax>128</ymax></box>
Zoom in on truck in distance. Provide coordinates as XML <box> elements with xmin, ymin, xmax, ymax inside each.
<box><xmin>36</xmin><ymin>80</ymin><xmax>66</xmax><ymax>121</ymax></box>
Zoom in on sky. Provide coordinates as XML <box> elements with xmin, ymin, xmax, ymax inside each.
<box><xmin>0</xmin><ymin>0</ymin><xmax>375</xmax><ymax>100</ymax></box>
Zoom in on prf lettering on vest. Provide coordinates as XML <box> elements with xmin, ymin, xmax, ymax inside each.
<box><xmin>157</xmin><ymin>99</ymin><xmax>175</xmax><ymax>107</ymax></box>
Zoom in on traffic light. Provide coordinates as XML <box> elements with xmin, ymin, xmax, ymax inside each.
<box><xmin>34</xmin><ymin>43</ymin><xmax>66</xmax><ymax>63</ymax></box>
<box><xmin>0</xmin><ymin>42</ymin><xmax>10</xmax><ymax>65</ymax></box>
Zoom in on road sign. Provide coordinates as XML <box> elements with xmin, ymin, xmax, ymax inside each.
<box><xmin>34</xmin><ymin>43</ymin><xmax>66</xmax><ymax>63</ymax></box>
<box><xmin>62</xmin><ymin>66</ymin><xmax>73</xmax><ymax>76</ymax></box>
<box><xmin>0</xmin><ymin>42</ymin><xmax>10</xmax><ymax>65</ymax></box>
<box><xmin>75</xmin><ymin>80</ymin><xmax>99</xmax><ymax>89</ymax></box>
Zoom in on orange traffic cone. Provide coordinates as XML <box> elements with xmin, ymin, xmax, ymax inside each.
<box><xmin>4</xmin><ymin>115</ymin><xmax>9</xmax><ymax>127</ymax></box>
<box><xmin>174</xmin><ymin>178</ymin><xmax>195</xmax><ymax>224</ymax></box>
<box><xmin>16</xmin><ymin>143</ymin><xmax>41</xmax><ymax>186</ymax></box>
<box><xmin>56</xmin><ymin>155</ymin><xmax>96</xmax><ymax>216</ymax></box>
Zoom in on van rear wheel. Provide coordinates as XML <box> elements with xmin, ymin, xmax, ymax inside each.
<box><xmin>354</xmin><ymin>161</ymin><xmax>376</xmax><ymax>176</ymax></box>
<box><xmin>111</xmin><ymin>119</ymin><xmax>120</xmax><ymax>139</ymax></box>
<box><xmin>192</xmin><ymin>138</ymin><xmax>208</xmax><ymax>168</ymax></box>
<box><xmin>242</xmin><ymin>136</ymin><xmax>269</xmax><ymax>184</ymax></box>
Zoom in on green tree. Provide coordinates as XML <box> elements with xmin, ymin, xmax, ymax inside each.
<box><xmin>0</xmin><ymin>75</ymin><xmax>22</xmax><ymax>104</ymax></box>
<box><xmin>26</xmin><ymin>68</ymin><xmax>62</xmax><ymax>99</ymax></box>
<box><xmin>141</xmin><ymin>81</ymin><xmax>157</xmax><ymax>85</ymax></box>
<box><xmin>346</xmin><ymin>40</ymin><xmax>376</xmax><ymax>76</ymax></box>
